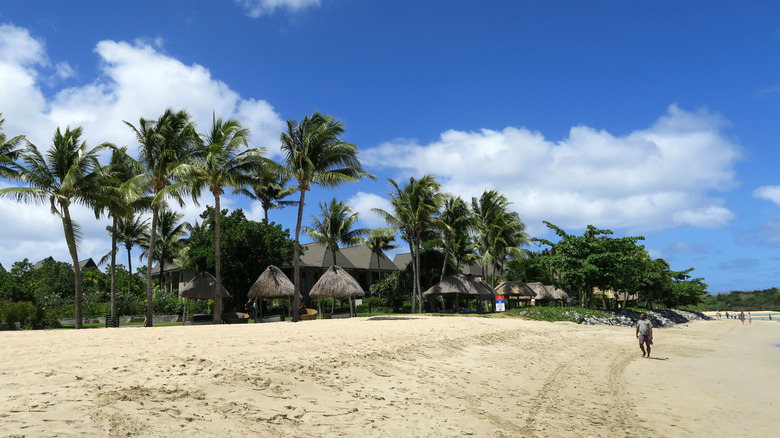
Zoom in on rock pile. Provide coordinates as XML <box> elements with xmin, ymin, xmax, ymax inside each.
<box><xmin>582</xmin><ymin>309</ymin><xmax>709</xmax><ymax>327</ymax></box>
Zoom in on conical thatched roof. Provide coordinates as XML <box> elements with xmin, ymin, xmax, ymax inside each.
<box><xmin>309</xmin><ymin>265</ymin><xmax>365</xmax><ymax>298</ymax></box>
<box><xmin>545</xmin><ymin>285</ymin><xmax>570</xmax><ymax>301</ymax></box>
<box><xmin>423</xmin><ymin>274</ymin><xmax>495</xmax><ymax>297</ymax></box>
<box><xmin>527</xmin><ymin>282</ymin><xmax>554</xmax><ymax>300</ymax></box>
<box><xmin>179</xmin><ymin>272</ymin><xmax>230</xmax><ymax>300</ymax></box>
<box><xmin>248</xmin><ymin>265</ymin><xmax>294</xmax><ymax>299</ymax></box>
<box><xmin>495</xmin><ymin>281</ymin><xmax>537</xmax><ymax>297</ymax></box>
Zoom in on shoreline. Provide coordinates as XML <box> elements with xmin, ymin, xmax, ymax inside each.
<box><xmin>1</xmin><ymin>316</ymin><xmax>777</xmax><ymax>437</ymax></box>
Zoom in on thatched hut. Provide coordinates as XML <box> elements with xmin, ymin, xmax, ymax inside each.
<box><xmin>309</xmin><ymin>265</ymin><xmax>365</xmax><ymax>317</ymax></box>
<box><xmin>495</xmin><ymin>281</ymin><xmax>537</xmax><ymax>309</ymax></box>
<box><xmin>179</xmin><ymin>272</ymin><xmax>230</xmax><ymax>323</ymax></box>
<box><xmin>247</xmin><ymin>265</ymin><xmax>295</xmax><ymax>321</ymax></box>
<box><xmin>545</xmin><ymin>285</ymin><xmax>570</xmax><ymax>306</ymax></box>
<box><xmin>423</xmin><ymin>274</ymin><xmax>496</xmax><ymax>313</ymax></box>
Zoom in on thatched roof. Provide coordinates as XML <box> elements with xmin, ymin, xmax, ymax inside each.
<box><xmin>495</xmin><ymin>281</ymin><xmax>537</xmax><ymax>297</ymax></box>
<box><xmin>545</xmin><ymin>285</ymin><xmax>570</xmax><ymax>301</ymax></box>
<box><xmin>309</xmin><ymin>265</ymin><xmax>365</xmax><ymax>298</ymax></box>
<box><xmin>178</xmin><ymin>272</ymin><xmax>230</xmax><ymax>300</ymax></box>
<box><xmin>247</xmin><ymin>265</ymin><xmax>294</xmax><ymax>299</ymax></box>
<box><xmin>422</xmin><ymin>274</ymin><xmax>495</xmax><ymax>297</ymax></box>
<box><xmin>526</xmin><ymin>282</ymin><xmax>569</xmax><ymax>301</ymax></box>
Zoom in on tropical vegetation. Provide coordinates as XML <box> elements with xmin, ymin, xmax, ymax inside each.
<box><xmin>0</xmin><ymin>109</ymin><xmax>718</xmax><ymax>329</ymax></box>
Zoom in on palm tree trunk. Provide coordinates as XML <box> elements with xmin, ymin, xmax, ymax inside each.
<box><xmin>62</xmin><ymin>206</ymin><xmax>83</xmax><ymax>329</ymax></box>
<box><xmin>110</xmin><ymin>215</ymin><xmax>118</xmax><ymax>325</ymax></box>
<box><xmin>375</xmin><ymin>253</ymin><xmax>381</xmax><ymax>297</ymax></box>
<box><xmin>414</xmin><ymin>236</ymin><xmax>423</xmax><ymax>313</ymax></box>
<box><xmin>408</xmin><ymin>239</ymin><xmax>416</xmax><ymax>313</ymax></box>
<box><xmin>126</xmin><ymin>246</ymin><xmax>133</xmax><ymax>297</ymax></box>
<box><xmin>214</xmin><ymin>194</ymin><xmax>223</xmax><ymax>324</ymax></box>
<box><xmin>440</xmin><ymin>248</ymin><xmax>449</xmax><ymax>282</ymax></box>
<box><xmin>332</xmin><ymin>249</ymin><xmax>337</xmax><ymax>266</ymax></box>
<box><xmin>292</xmin><ymin>190</ymin><xmax>307</xmax><ymax>322</ymax></box>
<box><xmin>145</xmin><ymin>207</ymin><xmax>159</xmax><ymax>327</ymax></box>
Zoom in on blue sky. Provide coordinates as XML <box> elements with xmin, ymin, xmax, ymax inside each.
<box><xmin>1</xmin><ymin>1</ymin><xmax>780</xmax><ymax>293</ymax></box>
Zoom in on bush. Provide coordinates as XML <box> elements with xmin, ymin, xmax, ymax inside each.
<box><xmin>0</xmin><ymin>301</ymin><xmax>36</xmax><ymax>328</ymax></box>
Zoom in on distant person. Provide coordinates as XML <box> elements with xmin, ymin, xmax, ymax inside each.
<box><xmin>739</xmin><ymin>311</ymin><xmax>745</xmax><ymax>324</ymax></box>
<box><xmin>747</xmin><ymin>312</ymin><xmax>752</xmax><ymax>324</ymax></box>
<box><xmin>716</xmin><ymin>310</ymin><xmax>721</xmax><ymax>319</ymax></box>
<box><xmin>636</xmin><ymin>313</ymin><xmax>653</xmax><ymax>358</ymax></box>
<box><xmin>725</xmin><ymin>311</ymin><xmax>730</xmax><ymax>319</ymax></box>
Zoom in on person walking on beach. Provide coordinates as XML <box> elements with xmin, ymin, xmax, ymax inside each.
<box><xmin>747</xmin><ymin>312</ymin><xmax>752</xmax><ymax>324</ymax></box>
<box><xmin>739</xmin><ymin>311</ymin><xmax>745</xmax><ymax>324</ymax></box>
<box><xmin>636</xmin><ymin>313</ymin><xmax>653</xmax><ymax>358</ymax></box>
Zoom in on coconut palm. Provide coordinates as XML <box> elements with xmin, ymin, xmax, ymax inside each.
<box><xmin>234</xmin><ymin>165</ymin><xmax>299</xmax><ymax>221</ymax></box>
<box><xmin>190</xmin><ymin>114</ymin><xmax>264</xmax><ymax>323</ymax></box>
<box><xmin>472</xmin><ymin>189</ymin><xmax>529</xmax><ymax>287</ymax></box>
<box><xmin>435</xmin><ymin>196</ymin><xmax>476</xmax><ymax>281</ymax></box>
<box><xmin>0</xmin><ymin>114</ymin><xmax>26</xmax><ymax>179</ymax></box>
<box><xmin>139</xmin><ymin>208</ymin><xmax>190</xmax><ymax>294</ymax></box>
<box><xmin>94</xmin><ymin>147</ymin><xmax>148</xmax><ymax>324</ymax></box>
<box><xmin>114</xmin><ymin>214</ymin><xmax>149</xmax><ymax>296</ymax></box>
<box><xmin>280</xmin><ymin>112</ymin><xmax>374</xmax><ymax>322</ymax></box>
<box><xmin>363</xmin><ymin>228</ymin><xmax>400</xmax><ymax>293</ymax></box>
<box><xmin>373</xmin><ymin>175</ymin><xmax>443</xmax><ymax>312</ymax></box>
<box><xmin>0</xmin><ymin>126</ymin><xmax>108</xmax><ymax>328</ymax></box>
<box><xmin>305</xmin><ymin>197</ymin><xmax>368</xmax><ymax>266</ymax></box>
<box><xmin>125</xmin><ymin>108</ymin><xmax>201</xmax><ymax>327</ymax></box>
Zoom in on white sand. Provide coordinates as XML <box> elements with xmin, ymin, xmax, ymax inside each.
<box><xmin>1</xmin><ymin>316</ymin><xmax>778</xmax><ymax>437</ymax></box>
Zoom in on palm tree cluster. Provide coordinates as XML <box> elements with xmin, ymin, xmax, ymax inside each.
<box><xmin>0</xmin><ymin>109</ymin><xmax>371</xmax><ymax>327</ymax></box>
<box><xmin>373</xmin><ymin>175</ymin><xmax>529</xmax><ymax>313</ymax></box>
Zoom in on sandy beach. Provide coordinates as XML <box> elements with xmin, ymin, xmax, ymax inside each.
<box><xmin>1</xmin><ymin>316</ymin><xmax>778</xmax><ymax>437</ymax></box>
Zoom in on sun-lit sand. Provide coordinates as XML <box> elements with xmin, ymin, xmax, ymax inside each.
<box><xmin>1</xmin><ymin>315</ymin><xmax>778</xmax><ymax>437</ymax></box>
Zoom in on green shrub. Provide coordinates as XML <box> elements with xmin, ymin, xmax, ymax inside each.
<box><xmin>0</xmin><ymin>301</ymin><xmax>36</xmax><ymax>329</ymax></box>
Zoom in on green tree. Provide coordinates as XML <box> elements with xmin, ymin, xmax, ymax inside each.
<box><xmin>534</xmin><ymin>222</ymin><xmax>645</xmax><ymax>308</ymax></box>
<box><xmin>140</xmin><ymin>208</ymin><xmax>189</xmax><ymax>294</ymax></box>
<box><xmin>0</xmin><ymin>126</ymin><xmax>108</xmax><ymax>328</ymax></box>
<box><xmin>234</xmin><ymin>166</ymin><xmax>299</xmax><ymax>221</ymax></box>
<box><xmin>94</xmin><ymin>146</ymin><xmax>147</xmax><ymax>323</ymax></box>
<box><xmin>190</xmin><ymin>115</ymin><xmax>264</xmax><ymax>323</ymax></box>
<box><xmin>305</xmin><ymin>197</ymin><xmax>368</xmax><ymax>265</ymax></box>
<box><xmin>471</xmin><ymin>190</ymin><xmax>529</xmax><ymax>287</ymax></box>
<box><xmin>374</xmin><ymin>175</ymin><xmax>443</xmax><ymax>313</ymax></box>
<box><xmin>363</xmin><ymin>228</ymin><xmax>400</xmax><ymax>294</ymax></box>
<box><xmin>126</xmin><ymin>108</ymin><xmax>201</xmax><ymax>327</ymax></box>
<box><xmin>113</xmin><ymin>214</ymin><xmax>149</xmax><ymax>297</ymax></box>
<box><xmin>186</xmin><ymin>207</ymin><xmax>296</xmax><ymax>309</ymax></box>
<box><xmin>436</xmin><ymin>196</ymin><xmax>475</xmax><ymax>281</ymax></box>
<box><xmin>280</xmin><ymin>112</ymin><xmax>374</xmax><ymax>322</ymax></box>
<box><xmin>0</xmin><ymin>113</ymin><xmax>26</xmax><ymax>179</ymax></box>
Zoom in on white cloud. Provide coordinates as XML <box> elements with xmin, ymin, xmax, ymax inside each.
<box><xmin>362</xmin><ymin>105</ymin><xmax>741</xmax><ymax>235</ymax></box>
<box><xmin>347</xmin><ymin>192</ymin><xmax>394</xmax><ymax>229</ymax></box>
<box><xmin>235</xmin><ymin>0</ymin><xmax>321</xmax><ymax>17</ymax></box>
<box><xmin>753</xmin><ymin>185</ymin><xmax>780</xmax><ymax>206</ymax></box>
<box><xmin>0</xmin><ymin>24</ymin><xmax>286</xmax><ymax>268</ymax></box>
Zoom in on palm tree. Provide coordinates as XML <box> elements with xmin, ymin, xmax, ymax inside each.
<box><xmin>305</xmin><ymin>197</ymin><xmax>368</xmax><ymax>265</ymax></box>
<box><xmin>114</xmin><ymin>214</ymin><xmax>149</xmax><ymax>296</ymax></box>
<box><xmin>94</xmin><ymin>147</ymin><xmax>147</xmax><ymax>324</ymax></box>
<box><xmin>126</xmin><ymin>108</ymin><xmax>201</xmax><ymax>327</ymax></box>
<box><xmin>436</xmin><ymin>196</ymin><xmax>475</xmax><ymax>281</ymax></box>
<box><xmin>0</xmin><ymin>126</ymin><xmax>108</xmax><ymax>328</ymax></box>
<box><xmin>280</xmin><ymin>112</ymin><xmax>374</xmax><ymax>322</ymax></box>
<box><xmin>139</xmin><ymin>208</ymin><xmax>190</xmax><ymax>294</ymax></box>
<box><xmin>190</xmin><ymin>114</ymin><xmax>264</xmax><ymax>323</ymax></box>
<box><xmin>234</xmin><ymin>165</ymin><xmax>299</xmax><ymax>221</ymax></box>
<box><xmin>373</xmin><ymin>175</ymin><xmax>443</xmax><ymax>313</ymax></box>
<box><xmin>472</xmin><ymin>190</ymin><xmax>529</xmax><ymax>287</ymax></box>
<box><xmin>363</xmin><ymin>228</ymin><xmax>400</xmax><ymax>293</ymax></box>
<box><xmin>0</xmin><ymin>114</ymin><xmax>26</xmax><ymax>179</ymax></box>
